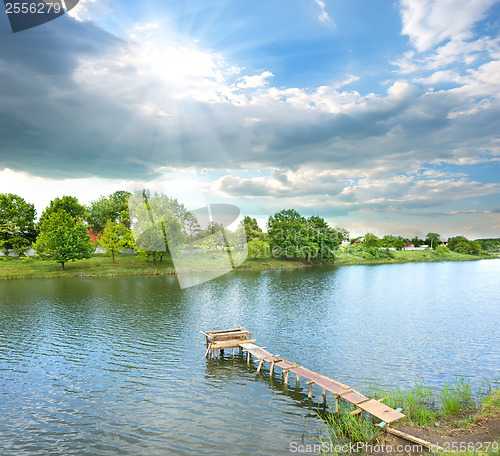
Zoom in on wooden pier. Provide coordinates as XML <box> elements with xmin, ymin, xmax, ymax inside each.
<box><xmin>202</xmin><ymin>327</ymin><xmax>444</xmax><ymax>451</ymax></box>
<box><xmin>202</xmin><ymin>326</ymin><xmax>405</xmax><ymax>425</ymax></box>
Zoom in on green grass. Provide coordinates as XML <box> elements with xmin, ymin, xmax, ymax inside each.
<box><xmin>334</xmin><ymin>245</ymin><xmax>490</xmax><ymax>266</ymax></box>
<box><xmin>478</xmin><ymin>389</ymin><xmax>500</xmax><ymax>418</ymax></box>
<box><xmin>0</xmin><ymin>244</ymin><xmax>495</xmax><ymax>280</ymax></box>
<box><xmin>319</xmin><ymin>379</ymin><xmax>500</xmax><ymax>455</ymax></box>
<box><xmin>0</xmin><ymin>253</ymin><xmax>334</xmax><ymax>280</ymax></box>
<box><xmin>440</xmin><ymin>377</ymin><xmax>474</xmax><ymax>416</ymax></box>
<box><xmin>365</xmin><ymin>376</ymin><xmax>485</xmax><ymax>427</ymax></box>
<box><xmin>318</xmin><ymin>406</ymin><xmax>381</xmax><ymax>456</ymax></box>
<box><xmin>0</xmin><ymin>254</ymin><xmax>176</xmax><ymax>279</ymax></box>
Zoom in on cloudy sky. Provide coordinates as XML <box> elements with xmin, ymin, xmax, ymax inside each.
<box><xmin>0</xmin><ymin>0</ymin><xmax>499</xmax><ymax>238</ymax></box>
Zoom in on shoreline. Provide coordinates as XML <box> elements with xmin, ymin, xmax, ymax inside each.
<box><xmin>0</xmin><ymin>250</ymin><xmax>497</xmax><ymax>280</ymax></box>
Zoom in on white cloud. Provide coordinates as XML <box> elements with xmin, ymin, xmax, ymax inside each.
<box><xmin>214</xmin><ymin>165</ymin><xmax>500</xmax><ymax>214</ymax></box>
<box><xmin>236</xmin><ymin>71</ymin><xmax>274</xmax><ymax>89</ymax></box>
<box><xmin>399</xmin><ymin>0</ymin><xmax>497</xmax><ymax>53</ymax></box>
<box><xmin>66</xmin><ymin>0</ymin><xmax>106</xmax><ymax>21</ymax></box>
<box><xmin>314</xmin><ymin>0</ymin><xmax>332</xmax><ymax>24</ymax></box>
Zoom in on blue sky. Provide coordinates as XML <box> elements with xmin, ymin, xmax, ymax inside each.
<box><xmin>0</xmin><ymin>0</ymin><xmax>499</xmax><ymax>238</ymax></box>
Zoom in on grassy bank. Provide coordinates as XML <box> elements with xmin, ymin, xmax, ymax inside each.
<box><xmin>0</xmin><ymin>254</ymin><xmax>177</xmax><ymax>279</ymax></box>
<box><xmin>0</xmin><ymin>253</ymin><xmax>324</xmax><ymax>279</ymax></box>
<box><xmin>0</xmin><ymin>247</ymin><xmax>494</xmax><ymax>280</ymax></box>
<box><xmin>320</xmin><ymin>377</ymin><xmax>500</xmax><ymax>455</ymax></box>
<box><xmin>332</xmin><ymin>245</ymin><xmax>493</xmax><ymax>266</ymax></box>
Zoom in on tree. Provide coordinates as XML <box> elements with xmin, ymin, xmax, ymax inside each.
<box><xmin>425</xmin><ymin>232</ymin><xmax>442</xmax><ymax>249</ymax></box>
<box><xmin>242</xmin><ymin>216</ymin><xmax>263</xmax><ymax>241</ymax></box>
<box><xmin>267</xmin><ymin>209</ymin><xmax>306</xmax><ymax>258</ymax></box>
<box><xmin>452</xmin><ymin>239</ymin><xmax>482</xmax><ymax>255</ymax></box>
<box><xmin>34</xmin><ymin>210</ymin><xmax>93</xmax><ymax>270</ymax></box>
<box><xmin>333</xmin><ymin>226</ymin><xmax>349</xmax><ymax>241</ymax></box>
<box><xmin>247</xmin><ymin>238</ymin><xmax>270</xmax><ymax>258</ymax></box>
<box><xmin>0</xmin><ymin>193</ymin><xmax>37</xmax><ymax>255</ymax></box>
<box><xmin>86</xmin><ymin>191</ymin><xmax>131</xmax><ymax>234</ymax></box>
<box><xmin>266</xmin><ymin>209</ymin><xmax>339</xmax><ymax>261</ymax></box>
<box><xmin>98</xmin><ymin>221</ymin><xmax>134</xmax><ymax>263</ymax></box>
<box><xmin>364</xmin><ymin>233</ymin><xmax>380</xmax><ymax>248</ymax></box>
<box><xmin>447</xmin><ymin>236</ymin><xmax>468</xmax><ymax>251</ymax></box>
<box><xmin>410</xmin><ymin>236</ymin><xmax>424</xmax><ymax>247</ymax></box>
<box><xmin>393</xmin><ymin>238</ymin><xmax>407</xmax><ymax>250</ymax></box>
<box><xmin>129</xmin><ymin>190</ymin><xmax>184</xmax><ymax>264</ymax></box>
<box><xmin>39</xmin><ymin>196</ymin><xmax>86</xmax><ymax>227</ymax></box>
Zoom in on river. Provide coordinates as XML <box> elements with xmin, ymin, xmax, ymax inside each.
<box><xmin>0</xmin><ymin>259</ymin><xmax>499</xmax><ymax>455</ymax></box>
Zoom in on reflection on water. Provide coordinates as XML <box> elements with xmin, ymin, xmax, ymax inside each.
<box><xmin>0</xmin><ymin>260</ymin><xmax>499</xmax><ymax>455</ymax></box>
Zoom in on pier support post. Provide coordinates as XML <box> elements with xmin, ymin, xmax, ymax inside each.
<box><xmin>256</xmin><ymin>359</ymin><xmax>264</xmax><ymax>374</ymax></box>
<box><xmin>296</xmin><ymin>374</ymin><xmax>300</xmax><ymax>388</ymax></box>
<box><xmin>269</xmin><ymin>361</ymin><xmax>275</xmax><ymax>377</ymax></box>
<box><xmin>322</xmin><ymin>388</ymin><xmax>326</xmax><ymax>402</ymax></box>
<box><xmin>284</xmin><ymin>370</ymin><xmax>289</xmax><ymax>384</ymax></box>
<box><xmin>247</xmin><ymin>351</ymin><xmax>251</xmax><ymax>364</ymax></box>
<box><xmin>307</xmin><ymin>381</ymin><xmax>314</xmax><ymax>399</ymax></box>
<box><xmin>334</xmin><ymin>395</ymin><xmax>339</xmax><ymax>414</ymax></box>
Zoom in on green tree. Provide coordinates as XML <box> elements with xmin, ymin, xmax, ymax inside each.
<box><xmin>364</xmin><ymin>233</ymin><xmax>380</xmax><ymax>248</ymax></box>
<box><xmin>86</xmin><ymin>191</ymin><xmax>131</xmax><ymax>234</ymax></box>
<box><xmin>447</xmin><ymin>236</ymin><xmax>468</xmax><ymax>251</ymax></box>
<box><xmin>129</xmin><ymin>190</ymin><xmax>184</xmax><ymax>264</ymax></box>
<box><xmin>267</xmin><ymin>210</ymin><xmax>338</xmax><ymax>261</ymax></box>
<box><xmin>306</xmin><ymin>215</ymin><xmax>340</xmax><ymax>260</ymax></box>
<box><xmin>247</xmin><ymin>238</ymin><xmax>270</xmax><ymax>258</ymax></box>
<box><xmin>425</xmin><ymin>232</ymin><xmax>442</xmax><ymax>249</ymax></box>
<box><xmin>410</xmin><ymin>236</ymin><xmax>424</xmax><ymax>247</ymax></box>
<box><xmin>267</xmin><ymin>209</ymin><xmax>307</xmax><ymax>258</ymax></box>
<box><xmin>34</xmin><ymin>210</ymin><xmax>93</xmax><ymax>270</ymax></box>
<box><xmin>394</xmin><ymin>237</ymin><xmax>407</xmax><ymax>250</ymax></box>
<box><xmin>0</xmin><ymin>193</ymin><xmax>37</xmax><ymax>255</ymax></box>
<box><xmin>333</xmin><ymin>226</ymin><xmax>349</xmax><ymax>241</ymax></box>
<box><xmin>98</xmin><ymin>221</ymin><xmax>134</xmax><ymax>263</ymax></box>
<box><xmin>453</xmin><ymin>240</ymin><xmax>482</xmax><ymax>255</ymax></box>
<box><xmin>381</xmin><ymin>235</ymin><xmax>396</xmax><ymax>248</ymax></box>
<box><xmin>242</xmin><ymin>216</ymin><xmax>263</xmax><ymax>241</ymax></box>
<box><xmin>39</xmin><ymin>196</ymin><xmax>86</xmax><ymax>227</ymax></box>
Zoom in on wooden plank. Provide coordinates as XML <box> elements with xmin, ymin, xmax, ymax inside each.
<box><xmin>210</xmin><ymin>331</ymin><xmax>253</xmax><ymax>340</ymax></box>
<box><xmin>210</xmin><ymin>339</ymin><xmax>256</xmax><ymax>350</ymax></box>
<box><xmin>240</xmin><ymin>344</ymin><xmax>275</xmax><ymax>360</ymax></box>
<box><xmin>357</xmin><ymin>399</ymin><xmax>405</xmax><ymax>424</ymax></box>
<box><xmin>382</xmin><ymin>427</ymin><xmax>443</xmax><ymax>451</ymax></box>
<box><xmin>274</xmin><ymin>360</ymin><xmax>298</xmax><ymax>370</ymax></box>
<box><xmin>288</xmin><ymin>367</ymin><xmax>347</xmax><ymax>396</ymax></box>
<box><xmin>341</xmin><ymin>390</ymin><xmax>369</xmax><ymax>405</ymax></box>
<box><xmin>204</xmin><ymin>327</ymin><xmax>244</xmax><ymax>336</ymax></box>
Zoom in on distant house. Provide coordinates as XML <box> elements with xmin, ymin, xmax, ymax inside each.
<box><xmin>341</xmin><ymin>239</ymin><xmax>350</xmax><ymax>246</ymax></box>
<box><xmin>352</xmin><ymin>238</ymin><xmax>364</xmax><ymax>244</ymax></box>
<box><xmin>406</xmin><ymin>243</ymin><xmax>415</xmax><ymax>248</ymax></box>
<box><xmin>87</xmin><ymin>230</ymin><xmax>101</xmax><ymax>243</ymax></box>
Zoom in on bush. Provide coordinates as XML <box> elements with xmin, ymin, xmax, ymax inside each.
<box><xmin>433</xmin><ymin>245</ymin><xmax>450</xmax><ymax>256</ymax></box>
<box><xmin>364</xmin><ymin>246</ymin><xmax>379</xmax><ymax>259</ymax></box>
<box><xmin>454</xmin><ymin>240</ymin><xmax>482</xmax><ymax>255</ymax></box>
<box><xmin>380</xmin><ymin>248</ymin><xmax>395</xmax><ymax>259</ymax></box>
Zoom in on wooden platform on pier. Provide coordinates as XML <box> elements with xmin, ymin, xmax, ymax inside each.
<box><xmin>203</xmin><ymin>327</ymin><xmax>405</xmax><ymax>425</ymax></box>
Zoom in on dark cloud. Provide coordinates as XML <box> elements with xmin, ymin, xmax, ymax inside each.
<box><xmin>0</xmin><ymin>12</ymin><xmax>499</xmax><ymax>183</ymax></box>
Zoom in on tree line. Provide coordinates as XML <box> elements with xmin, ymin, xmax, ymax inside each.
<box><xmin>0</xmin><ymin>192</ymin><xmax>496</xmax><ymax>270</ymax></box>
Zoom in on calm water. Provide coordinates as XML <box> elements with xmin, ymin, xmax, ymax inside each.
<box><xmin>0</xmin><ymin>259</ymin><xmax>499</xmax><ymax>455</ymax></box>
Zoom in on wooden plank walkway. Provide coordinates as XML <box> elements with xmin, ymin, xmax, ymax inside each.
<box><xmin>204</xmin><ymin>329</ymin><xmax>405</xmax><ymax>425</ymax></box>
